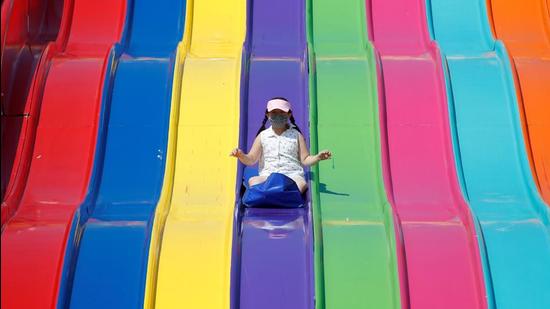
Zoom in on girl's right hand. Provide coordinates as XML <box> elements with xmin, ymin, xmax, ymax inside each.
<box><xmin>230</xmin><ymin>148</ymin><xmax>243</xmax><ymax>158</ymax></box>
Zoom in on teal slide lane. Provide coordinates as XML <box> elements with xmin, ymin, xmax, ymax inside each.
<box><xmin>426</xmin><ymin>0</ymin><xmax>550</xmax><ymax>308</ymax></box>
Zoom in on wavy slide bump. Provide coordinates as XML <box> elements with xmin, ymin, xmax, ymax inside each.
<box><xmin>1</xmin><ymin>0</ymin><xmax>69</xmax><ymax>226</ymax></box>
<box><xmin>427</xmin><ymin>0</ymin><xmax>550</xmax><ymax>307</ymax></box>
<box><xmin>0</xmin><ymin>0</ymin><xmax>127</xmax><ymax>307</ymax></box>
<box><xmin>232</xmin><ymin>0</ymin><xmax>313</xmax><ymax>308</ymax></box>
<box><xmin>369</xmin><ymin>0</ymin><xmax>488</xmax><ymax>307</ymax></box>
<box><xmin>57</xmin><ymin>0</ymin><xmax>186</xmax><ymax>308</ymax></box>
<box><xmin>307</xmin><ymin>0</ymin><xmax>402</xmax><ymax>307</ymax></box>
<box><xmin>487</xmin><ymin>0</ymin><xmax>550</xmax><ymax>205</ymax></box>
<box><xmin>145</xmin><ymin>0</ymin><xmax>246</xmax><ymax>307</ymax></box>
<box><xmin>1</xmin><ymin>0</ymin><xmax>64</xmax><ymax>225</ymax></box>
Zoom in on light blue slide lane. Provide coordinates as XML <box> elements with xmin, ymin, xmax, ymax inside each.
<box><xmin>426</xmin><ymin>0</ymin><xmax>550</xmax><ymax>308</ymax></box>
<box><xmin>58</xmin><ymin>0</ymin><xmax>186</xmax><ymax>308</ymax></box>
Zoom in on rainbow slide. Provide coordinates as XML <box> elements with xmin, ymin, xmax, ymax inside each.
<box><xmin>1</xmin><ymin>0</ymin><xmax>548</xmax><ymax>308</ymax></box>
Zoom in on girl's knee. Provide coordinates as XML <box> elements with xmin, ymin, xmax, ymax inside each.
<box><xmin>249</xmin><ymin>176</ymin><xmax>267</xmax><ymax>186</ymax></box>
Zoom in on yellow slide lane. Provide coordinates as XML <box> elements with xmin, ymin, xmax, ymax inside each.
<box><xmin>144</xmin><ymin>0</ymin><xmax>246</xmax><ymax>307</ymax></box>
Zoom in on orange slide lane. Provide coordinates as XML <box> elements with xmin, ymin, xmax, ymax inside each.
<box><xmin>488</xmin><ymin>0</ymin><xmax>550</xmax><ymax>204</ymax></box>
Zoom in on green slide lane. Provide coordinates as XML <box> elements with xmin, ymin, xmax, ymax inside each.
<box><xmin>307</xmin><ymin>0</ymin><xmax>402</xmax><ymax>308</ymax></box>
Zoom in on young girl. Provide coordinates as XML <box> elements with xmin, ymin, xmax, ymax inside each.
<box><xmin>230</xmin><ymin>97</ymin><xmax>331</xmax><ymax>193</ymax></box>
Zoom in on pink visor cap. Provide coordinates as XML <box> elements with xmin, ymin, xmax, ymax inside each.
<box><xmin>267</xmin><ymin>98</ymin><xmax>291</xmax><ymax>112</ymax></box>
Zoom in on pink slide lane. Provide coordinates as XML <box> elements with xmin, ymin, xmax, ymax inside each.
<box><xmin>369</xmin><ymin>0</ymin><xmax>488</xmax><ymax>308</ymax></box>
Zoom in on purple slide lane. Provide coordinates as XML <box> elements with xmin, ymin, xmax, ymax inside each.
<box><xmin>231</xmin><ymin>0</ymin><xmax>314</xmax><ymax>308</ymax></box>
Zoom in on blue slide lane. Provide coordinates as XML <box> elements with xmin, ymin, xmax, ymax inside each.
<box><xmin>58</xmin><ymin>1</ymin><xmax>186</xmax><ymax>308</ymax></box>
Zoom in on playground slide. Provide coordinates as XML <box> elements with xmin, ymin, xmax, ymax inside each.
<box><xmin>58</xmin><ymin>1</ymin><xmax>185</xmax><ymax>308</ymax></box>
<box><xmin>487</xmin><ymin>0</ymin><xmax>550</xmax><ymax>205</ymax></box>
<box><xmin>427</xmin><ymin>0</ymin><xmax>550</xmax><ymax>307</ymax></box>
<box><xmin>0</xmin><ymin>0</ymin><xmax>127</xmax><ymax>307</ymax></box>
<box><xmin>307</xmin><ymin>0</ymin><xmax>402</xmax><ymax>307</ymax></box>
<box><xmin>145</xmin><ymin>0</ymin><xmax>246</xmax><ymax>307</ymax></box>
<box><xmin>369</xmin><ymin>0</ymin><xmax>488</xmax><ymax>307</ymax></box>
<box><xmin>232</xmin><ymin>0</ymin><xmax>313</xmax><ymax>308</ymax></box>
<box><xmin>1</xmin><ymin>0</ymin><xmax>66</xmax><ymax>225</ymax></box>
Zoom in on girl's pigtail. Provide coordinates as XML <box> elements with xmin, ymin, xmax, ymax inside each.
<box><xmin>256</xmin><ymin>111</ymin><xmax>269</xmax><ymax>136</ymax></box>
<box><xmin>289</xmin><ymin>114</ymin><xmax>302</xmax><ymax>134</ymax></box>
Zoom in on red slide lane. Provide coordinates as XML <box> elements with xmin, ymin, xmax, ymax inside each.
<box><xmin>1</xmin><ymin>0</ymin><xmax>67</xmax><ymax>226</ymax></box>
<box><xmin>0</xmin><ymin>1</ymin><xmax>126</xmax><ymax>308</ymax></box>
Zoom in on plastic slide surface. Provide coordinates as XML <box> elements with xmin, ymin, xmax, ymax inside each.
<box><xmin>1</xmin><ymin>0</ymin><xmax>66</xmax><ymax>225</ymax></box>
<box><xmin>427</xmin><ymin>0</ymin><xmax>550</xmax><ymax>307</ymax></box>
<box><xmin>488</xmin><ymin>0</ymin><xmax>550</xmax><ymax>205</ymax></box>
<box><xmin>307</xmin><ymin>0</ymin><xmax>402</xmax><ymax>307</ymax></box>
<box><xmin>145</xmin><ymin>0</ymin><xmax>246</xmax><ymax>307</ymax></box>
<box><xmin>369</xmin><ymin>0</ymin><xmax>488</xmax><ymax>307</ymax></box>
<box><xmin>0</xmin><ymin>0</ymin><xmax>127</xmax><ymax>307</ymax></box>
<box><xmin>232</xmin><ymin>0</ymin><xmax>313</xmax><ymax>308</ymax></box>
<box><xmin>57</xmin><ymin>1</ymin><xmax>186</xmax><ymax>308</ymax></box>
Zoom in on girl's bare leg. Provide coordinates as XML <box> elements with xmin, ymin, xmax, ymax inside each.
<box><xmin>292</xmin><ymin>176</ymin><xmax>308</xmax><ymax>193</ymax></box>
<box><xmin>249</xmin><ymin>175</ymin><xmax>268</xmax><ymax>187</ymax></box>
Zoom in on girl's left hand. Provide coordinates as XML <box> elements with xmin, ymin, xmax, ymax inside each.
<box><xmin>317</xmin><ymin>150</ymin><xmax>332</xmax><ymax>160</ymax></box>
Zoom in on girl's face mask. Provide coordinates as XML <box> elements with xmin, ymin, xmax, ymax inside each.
<box><xmin>269</xmin><ymin>114</ymin><xmax>288</xmax><ymax>129</ymax></box>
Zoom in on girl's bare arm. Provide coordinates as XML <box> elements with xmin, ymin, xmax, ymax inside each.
<box><xmin>298</xmin><ymin>133</ymin><xmax>331</xmax><ymax>166</ymax></box>
<box><xmin>230</xmin><ymin>136</ymin><xmax>262</xmax><ymax>166</ymax></box>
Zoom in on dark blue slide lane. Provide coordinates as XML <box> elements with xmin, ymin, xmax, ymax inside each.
<box><xmin>58</xmin><ymin>1</ymin><xmax>186</xmax><ymax>308</ymax></box>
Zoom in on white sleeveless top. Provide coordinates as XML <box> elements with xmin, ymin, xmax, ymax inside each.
<box><xmin>258</xmin><ymin>126</ymin><xmax>305</xmax><ymax>179</ymax></box>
